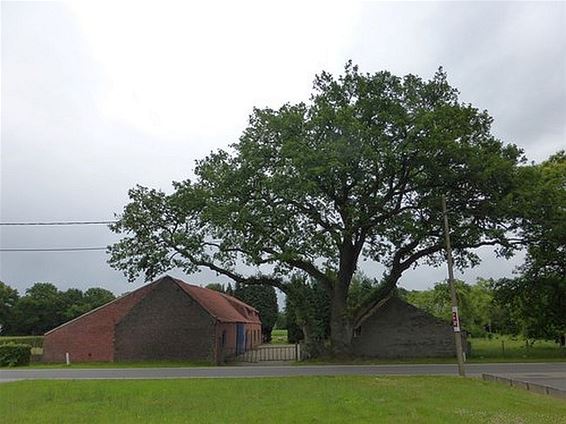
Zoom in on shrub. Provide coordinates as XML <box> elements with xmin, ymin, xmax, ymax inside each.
<box><xmin>0</xmin><ymin>343</ymin><xmax>32</xmax><ymax>367</ymax></box>
<box><xmin>0</xmin><ymin>336</ymin><xmax>43</xmax><ymax>348</ymax></box>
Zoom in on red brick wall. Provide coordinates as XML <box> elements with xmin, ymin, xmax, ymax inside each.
<box><xmin>42</xmin><ymin>284</ymin><xmax>155</xmax><ymax>363</ymax></box>
<box><xmin>246</xmin><ymin>323</ymin><xmax>262</xmax><ymax>349</ymax></box>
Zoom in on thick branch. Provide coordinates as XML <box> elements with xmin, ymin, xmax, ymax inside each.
<box><xmin>173</xmin><ymin>246</ymin><xmax>289</xmax><ymax>294</ymax></box>
<box><xmin>286</xmin><ymin>258</ymin><xmax>334</xmax><ymax>289</ymax></box>
<box><xmin>352</xmin><ymin>237</ymin><xmax>515</xmax><ymax>325</ymax></box>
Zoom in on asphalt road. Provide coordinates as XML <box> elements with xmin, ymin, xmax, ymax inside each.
<box><xmin>1</xmin><ymin>362</ymin><xmax>565</xmax><ymax>382</ymax></box>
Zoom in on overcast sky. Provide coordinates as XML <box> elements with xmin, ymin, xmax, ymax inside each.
<box><xmin>1</xmin><ymin>1</ymin><xmax>565</xmax><ymax>297</ymax></box>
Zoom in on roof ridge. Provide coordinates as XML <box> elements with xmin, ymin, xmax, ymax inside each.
<box><xmin>170</xmin><ymin>278</ymin><xmax>221</xmax><ymax>320</ymax></box>
<box><xmin>219</xmin><ymin>291</ymin><xmax>259</xmax><ymax>313</ymax></box>
<box><xmin>171</xmin><ymin>277</ymin><xmax>260</xmax><ymax>324</ymax></box>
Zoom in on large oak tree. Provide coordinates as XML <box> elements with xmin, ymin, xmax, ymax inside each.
<box><xmin>109</xmin><ymin>63</ymin><xmax>524</xmax><ymax>354</ymax></box>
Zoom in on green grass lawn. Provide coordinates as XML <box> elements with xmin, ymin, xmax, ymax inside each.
<box><xmin>1</xmin><ymin>376</ymin><xmax>564</xmax><ymax>423</ymax></box>
<box><xmin>469</xmin><ymin>335</ymin><xmax>566</xmax><ymax>360</ymax></box>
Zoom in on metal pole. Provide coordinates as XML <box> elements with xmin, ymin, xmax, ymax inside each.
<box><xmin>442</xmin><ymin>195</ymin><xmax>466</xmax><ymax>377</ymax></box>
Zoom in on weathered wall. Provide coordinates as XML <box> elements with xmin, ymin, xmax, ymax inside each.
<box><xmin>215</xmin><ymin>322</ymin><xmax>262</xmax><ymax>362</ymax></box>
<box><xmin>352</xmin><ymin>297</ymin><xmax>462</xmax><ymax>358</ymax></box>
<box><xmin>114</xmin><ymin>279</ymin><xmax>216</xmax><ymax>361</ymax></box>
<box><xmin>246</xmin><ymin>324</ymin><xmax>262</xmax><ymax>349</ymax></box>
<box><xmin>42</xmin><ymin>284</ymin><xmax>156</xmax><ymax>363</ymax></box>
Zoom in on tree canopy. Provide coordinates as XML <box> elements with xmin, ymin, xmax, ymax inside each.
<box><xmin>514</xmin><ymin>151</ymin><xmax>565</xmax><ymax>280</ymax></box>
<box><xmin>204</xmin><ymin>281</ymin><xmax>278</xmax><ymax>341</ymax></box>
<box><xmin>491</xmin><ymin>151</ymin><xmax>566</xmax><ymax>340</ymax></box>
<box><xmin>233</xmin><ymin>283</ymin><xmax>278</xmax><ymax>342</ymax></box>
<box><xmin>109</xmin><ymin>63</ymin><xmax>525</xmax><ymax>354</ymax></box>
<box><xmin>2</xmin><ymin>282</ymin><xmax>115</xmax><ymax>336</ymax></box>
<box><xmin>403</xmin><ymin>278</ymin><xmax>497</xmax><ymax>337</ymax></box>
<box><xmin>0</xmin><ymin>281</ymin><xmax>19</xmax><ymax>335</ymax></box>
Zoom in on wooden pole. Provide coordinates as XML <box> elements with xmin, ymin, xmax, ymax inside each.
<box><xmin>442</xmin><ymin>195</ymin><xmax>466</xmax><ymax>377</ymax></box>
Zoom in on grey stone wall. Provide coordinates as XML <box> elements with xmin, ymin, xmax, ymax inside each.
<box><xmin>114</xmin><ymin>279</ymin><xmax>216</xmax><ymax>361</ymax></box>
<box><xmin>352</xmin><ymin>297</ymin><xmax>462</xmax><ymax>358</ymax></box>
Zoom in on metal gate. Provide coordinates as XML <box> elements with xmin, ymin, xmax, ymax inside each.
<box><xmin>231</xmin><ymin>344</ymin><xmax>300</xmax><ymax>363</ymax></box>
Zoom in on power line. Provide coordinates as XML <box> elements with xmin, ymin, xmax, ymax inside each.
<box><xmin>0</xmin><ymin>221</ymin><xmax>117</xmax><ymax>226</ymax></box>
<box><xmin>0</xmin><ymin>247</ymin><xmax>108</xmax><ymax>252</ymax></box>
<box><xmin>0</xmin><ymin>221</ymin><xmax>115</xmax><ymax>251</ymax></box>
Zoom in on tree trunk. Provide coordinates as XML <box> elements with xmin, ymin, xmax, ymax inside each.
<box><xmin>328</xmin><ymin>238</ymin><xmax>360</xmax><ymax>356</ymax></box>
<box><xmin>301</xmin><ymin>321</ymin><xmax>324</xmax><ymax>358</ymax></box>
<box><xmin>329</xmin><ymin>282</ymin><xmax>353</xmax><ymax>356</ymax></box>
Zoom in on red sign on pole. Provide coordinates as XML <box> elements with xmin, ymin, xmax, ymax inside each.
<box><xmin>451</xmin><ymin>306</ymin><xmax>461</xmax><ymax>332</ymax></box>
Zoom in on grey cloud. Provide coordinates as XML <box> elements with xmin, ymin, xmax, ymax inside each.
<box><xmin>1</xmin><ymin>2</ymin><xmax>563</xmax><ymax>296</ymax></box>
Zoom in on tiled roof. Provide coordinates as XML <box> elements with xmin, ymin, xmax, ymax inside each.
<box><xmin>172</xmin><ymin>277</ymin><xmax>261</xmax><ymax>324</ymax></box>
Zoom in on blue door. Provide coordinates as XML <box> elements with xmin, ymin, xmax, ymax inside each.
<box><xmin>236</xmin><ymin>324</ymin><xmax>245</xmax><ymax>355</ymax></box>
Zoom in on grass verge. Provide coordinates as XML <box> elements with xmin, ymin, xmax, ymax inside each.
<box><xmin>1</xmin><ymin>376</ymin><xmax>564</xmax><ymax>423</ymax></box>
<box><xmin>24</xmin><ymin>359</ymin><xmax>214</xmax><ymax>369</ymax></box>
<box><xmin>298</xmin><ymin>356</ymin><xmax>566</xmax><ymax>365</ymax></box>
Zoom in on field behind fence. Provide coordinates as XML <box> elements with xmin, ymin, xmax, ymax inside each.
<box><xmin>469</xmin><ymin>335</ymin><xmax>566</xmax><ymax>360</ymax></box>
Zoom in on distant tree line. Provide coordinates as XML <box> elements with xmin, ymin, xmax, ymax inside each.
<box><xmin>0</xmin><ymin>282</ymin><xmax>115</xmax><ymax>336</ymax></box>
<box><xmin>0</xmin><ymin>279</ymin><xmax>280</xmax><ymax>340</ymax></box>
<box><xmin>406</xmin><ymin>274</ymin><xmax>564</xmax><ymax>343</ymax></box>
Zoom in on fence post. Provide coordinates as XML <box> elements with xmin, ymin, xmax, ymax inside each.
<box><xmin>501</xmin><ymin>340</ymin><xmax>505</xmax><ymax>357</ymax></box>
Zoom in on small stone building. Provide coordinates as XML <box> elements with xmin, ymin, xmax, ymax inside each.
<box><xmin>352</xmin><ymin>296</ymin><xmax>466</xmax><ymax>358</ymax></box>
<box><xmin>42</xmin><ymin>275</ymin><xmax>262</xmax><ymax>363</ymax></box>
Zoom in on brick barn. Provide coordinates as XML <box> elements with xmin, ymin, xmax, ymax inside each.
<box><xmin>352</xmin><ymin>296</ymin><xmax>467</xmax><ymax>358</ymax></box>
<box><xmin>42</xmin><ymin>275</ymin><xmax>262</xmax><ymax>364</ymax></box>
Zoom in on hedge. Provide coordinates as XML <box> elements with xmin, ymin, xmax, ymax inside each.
<box><xmin>0</xmin><ymin>336</ymin><xmax>43</xmax><ymax>348</ymax></box>
<box><xmin>0</xmin><ymin>343</ymin><xmax>32</xmax><ymax>367</ymax></box>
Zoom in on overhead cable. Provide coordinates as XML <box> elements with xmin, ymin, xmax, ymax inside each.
<box><xmin>0</xmin><ymin>221</ymin><xmax>116</xmax><ymax>226</ymax></box>
<box><xmin>0</xmin><ymin>247</ymin><xmax>108</xmax><ymax>252</ymax></box>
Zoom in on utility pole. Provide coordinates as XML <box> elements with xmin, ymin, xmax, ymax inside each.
<box><xmin>442</xmin><ymin>195</ymin><xmax>466</xmax><ymax>377</ymax></box>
